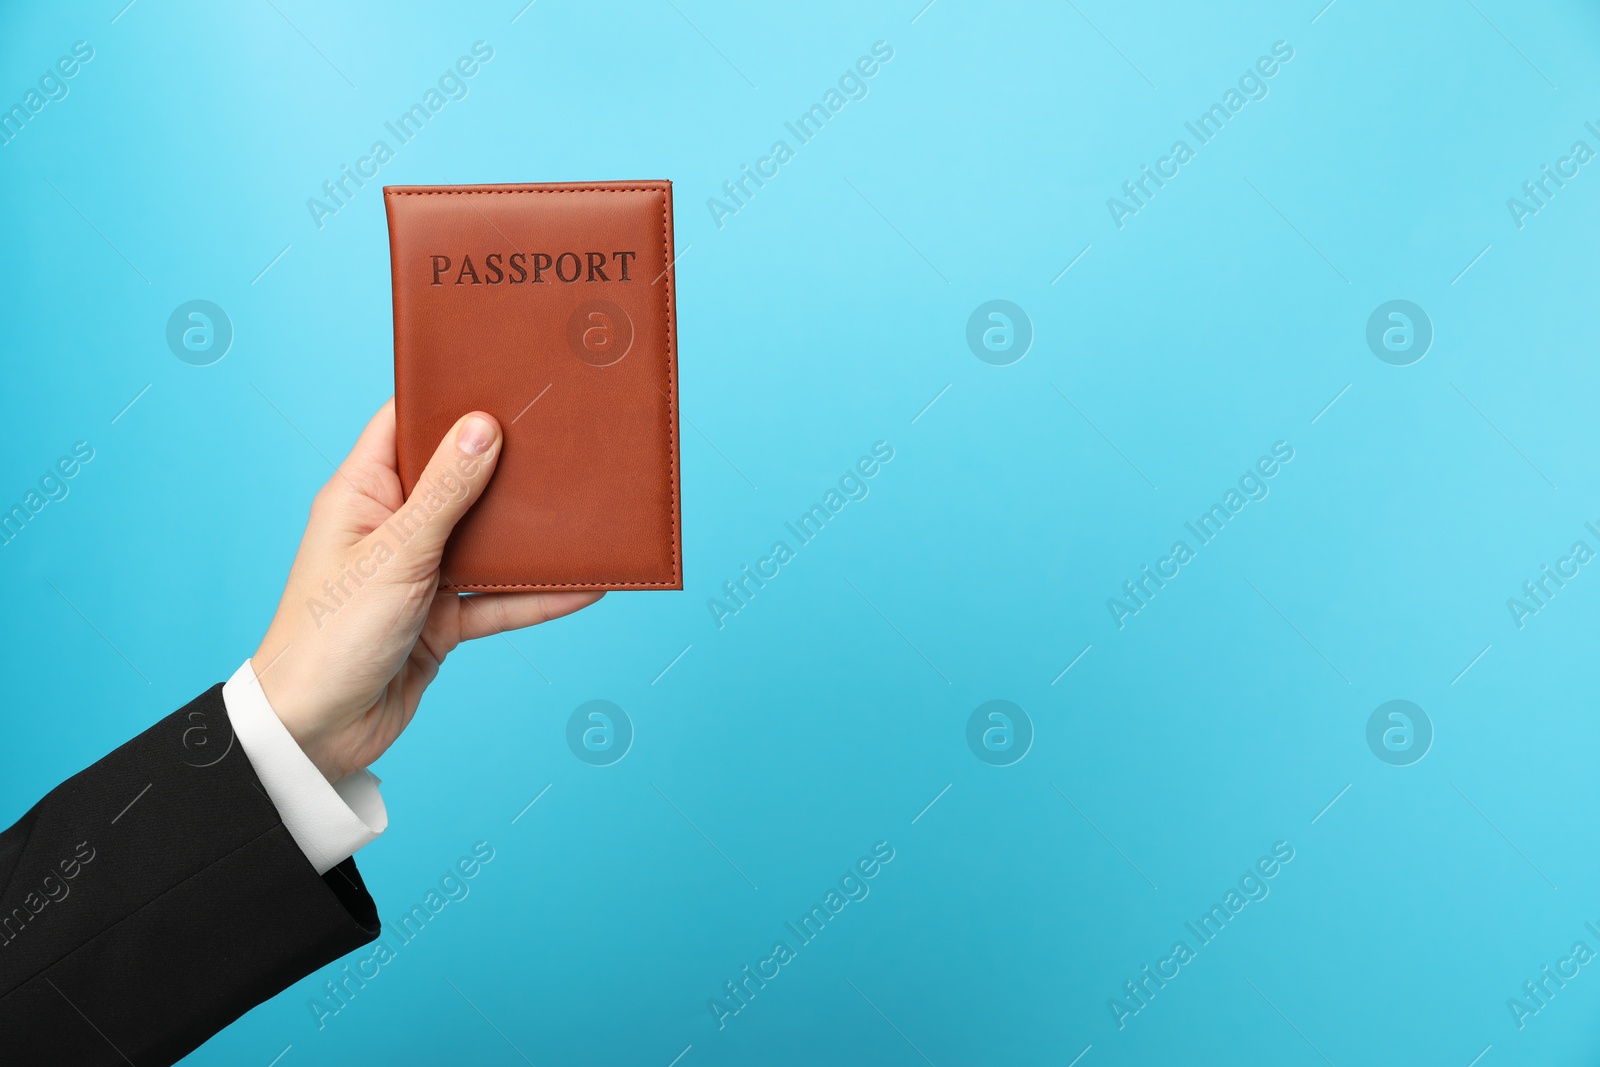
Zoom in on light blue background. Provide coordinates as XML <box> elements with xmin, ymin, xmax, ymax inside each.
<box><xmin>4</xmin><ymin>0</ymin><xmax>1600</xmax><ymax>1063</ymax></box>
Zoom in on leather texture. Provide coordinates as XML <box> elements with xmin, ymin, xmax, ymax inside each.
<box><xmin>385</xmin><ymin>181</ymin><xmax>681</xmax><ymax>592</ymax></box>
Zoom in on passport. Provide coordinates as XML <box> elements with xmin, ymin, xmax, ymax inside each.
<box><xmin>385</xmin><ymin>181</ymin><xmax>681</xmax><ymax>592</ymax></box>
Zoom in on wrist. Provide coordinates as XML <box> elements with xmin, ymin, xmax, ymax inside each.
<box><xmin>250</xmin><ymin>650</ymin><xmax>342</xmax><ymax>782</ymax></box>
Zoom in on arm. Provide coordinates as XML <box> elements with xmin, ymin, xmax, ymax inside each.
<box><xmin>0</xmin><ymin>686</ymin><xmax>379</xmax><ymax>1065</ymax></box>
<box><xmin>0</xmin><ymin>403</ymin><xmax>600</xmax><ymax>1065</ymax></box>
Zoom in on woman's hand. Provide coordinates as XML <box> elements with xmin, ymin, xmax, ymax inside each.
<box><xmin>250</xmin><ymin>399</ymin><xmax>602</xmax><ymax>781</ymax></box>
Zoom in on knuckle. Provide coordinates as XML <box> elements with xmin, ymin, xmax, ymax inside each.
<box><xmin>307</xmin><ymin>485</ymin><xmax>339</xmax><ymax>522</ymax></box>
<box><xmin>485</xmin><ymin>598</ymin><xmax>513</xmax><ymax>637</ymax></box>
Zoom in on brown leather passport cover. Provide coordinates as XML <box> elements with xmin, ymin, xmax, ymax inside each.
<box><xmin>385</xmin><ymin>181</ymin><xmax>680</xmax><ymax>592</ymax></box>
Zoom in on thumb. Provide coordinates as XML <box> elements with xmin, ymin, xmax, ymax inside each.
<box><xmin>389</xmin><ymin>412</ymin><xmax>502</xmax><ymax>564</ymax></box>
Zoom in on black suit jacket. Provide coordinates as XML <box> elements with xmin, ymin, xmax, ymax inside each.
<box><xmin>0</xmin><ymin>684</ymin><xmax>381</xmax><ymax>1065</ymax></box>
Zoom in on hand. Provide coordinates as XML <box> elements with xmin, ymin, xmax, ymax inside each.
<box><xmin>250</xmin><ymin>399</ymin><xmax>602</xmax><ymax>782</ymax></box>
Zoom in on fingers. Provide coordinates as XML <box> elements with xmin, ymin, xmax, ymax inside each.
<box><xmin>458</xmin><ymin>590</ymin><xmax>604</xmax><ymax>641</ymax></box>
<box><xmin>321</xmin><ymin>399</ymin><xmax>403</xmax><ymax>518</ymax></box>
<box><xmin>343</xmin><ymin>398</ymin><xmax>397</xmax><ymax>474</ymax></box>
<box><xmin>388</xmin><ymin>411</ymin><xmax>503</xmax><ymax>564</ymax></box>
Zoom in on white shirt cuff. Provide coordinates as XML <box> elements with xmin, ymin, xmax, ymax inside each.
<box><xmin>221</xmin><ymin>660</ymin><xmax>387</xmax><ymax>875</ymax></box>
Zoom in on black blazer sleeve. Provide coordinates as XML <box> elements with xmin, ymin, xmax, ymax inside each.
<box><xmin>0</xmin><ymin>683</ymin><xmax>380</xmax><ymax>1065</ymax></box>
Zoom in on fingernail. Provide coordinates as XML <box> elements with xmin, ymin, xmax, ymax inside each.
<box><xmin>458</xmin><ymin>415</ymin><xmax>496</xmax><ymax>456</ymax></box>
